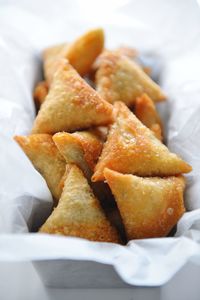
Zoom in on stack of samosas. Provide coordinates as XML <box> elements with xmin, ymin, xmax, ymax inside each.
<box><xmin>14</xmin><ymin>28</ymin><xmax>192</xmax><ymax>243</ymax></box>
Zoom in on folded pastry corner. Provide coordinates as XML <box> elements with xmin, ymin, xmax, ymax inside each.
<box><xmin>92</xmin><ymin>101</ymin><xmax>192</xmax><ymax>181</ymax></box>
<box><xmin>39</xmin><ymin>164</ymin><xmax>120</xmax><ymax>243</ymax></box>
<box><xmin>72</xmin><ymin>131</ymin><xmax>103</xmax><ymax>169</ymax></box>
<box><xmin>134</xmin><ymin>93</ymin><xmax>163</xmax><ymax>141</ymax></box>
<box><xmin>95</xmin><ymin>51</ymin><xmax>166</xmax><ymax>106</ymax></box>
<box><xmin>66</xmin><ymin>27</ymin><xmax>104</xmax><ymax>76</ymax></box>
<box><xmin>14</xmin><ymin>134</ymin><xmax>66</xmax><ymax>202</ymax></box>
<box><xmin>43</xmin><ymin>28</ymin><xmax>104</xmax><ymax>85</ymax></box>
<box><xmin>32</xmin><ymin>60</ymin><xmax>114</xmax><ymax>134</ymax></box>
<box><xmin>53</xmin><ymin>131</ymin><xmax>102</xmax><ymax>178</ymax></box>
<box><xmin>104</xmin><ymin>168</ymin><xmax>186</xmax><ymax>239</ymax></box>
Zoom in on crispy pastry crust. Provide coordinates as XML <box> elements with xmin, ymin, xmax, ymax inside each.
<box><xmin>39</xmin><ymin>165</ymin><xmax>120</xmax><ymax>243</ymax></box>
<box><xmin>95</xmin><ymin>51</ymin><xmax>166</xmax><ymax>106</ymax></box>
<box><xmin>66</xmin><ymin>28</ymin><xmax>104</xmax><ymax>76</ymax></box>
<box><xmin>32</xmin><ymin>60</ymin><xmax>114</xmax><ymax>134</ymax></box>
<box><xmin>14</xmin><ymin>134</ymin><xmax>66</xmax><ymax>202</ymax></box>
<box><xmin>53</xmin><ymin>131</ymin><xmax>102</xmax><ymax>178</ymax></box>
<box><xmin>104</xmin><ymin>168</ymin><xmax>186</xmax><ymax>239</ymax></box>
<box><xmin>92</xmin><ymin>102</ymin><xmax>192</xmax><ymax>181</ymax></box>
<box><xmin>72</xmin><ymin>131</ymin><xmax>103</xmax><ymax>170</ymax></box>
<box><xmin>43</xmin><ymin>28</ymin><xmax>104</xmax><ymax>84</ymax></box>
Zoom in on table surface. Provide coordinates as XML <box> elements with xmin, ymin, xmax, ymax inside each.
<box><xmin>0</xmin><ymin>261</ymin><xmax>200</xmax><ymax>300</ymax></box>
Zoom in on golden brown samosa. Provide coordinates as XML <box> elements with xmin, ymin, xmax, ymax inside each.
<box><xmin>134</xmin><ymin>93</ymin><xmax>163</xmax><ymax>140</ymax></box>
<box><xmin>95</xmin><ymin>51</ymin><xmax>166</xmax><ymax>107</ymax></box>
<box><xmin>104</xmin><ymin>168</ymin><xmax>186</xmax><ymax>239</ymax></box>
<box><xmin>92</xmin><ymin>102</ymin><xmax>192</xmax><ymax>181</ymax></box>
<box><xmin>14</xmin><ymin>134</ymin><xmax>66</xmax><ymax>202</ymax></box>
<box><xmin>53</xmin><ymin>131</ymin><xmax>103</xmax><ymax>179</ymax></box>
<box><xmin>32</xmin><ymin>60</ymin><xmax>114</xmax><ymax>134</ymax></box>
<box><xmin>43</xmin><ymin>28</ymin><xmax>104</xmax><ymax>85</ymax></box>
<box><xmin>39</xmin><ymin>164</ymin><xmax>120</xmax><ymax>243</ymax></box>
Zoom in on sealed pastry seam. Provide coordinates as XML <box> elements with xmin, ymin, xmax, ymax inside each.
<box><xmin>53</xmin><ymin>131</ymin><xmax>103</xmax><ymax>179</ymax></box>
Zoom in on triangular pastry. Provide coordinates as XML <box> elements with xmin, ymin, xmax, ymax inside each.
<box><xmin>92</xmin><ymin>102</ymin><xmax>192</xmax><ymax>181</ymax></box>
<box><xmin>53</xmin><ymin>132</ymin><xmax>113</xmax><ymax>213</ymax></box>
<box><xmin>104</xmin><ymin>168</ymin><xmax>186</xmax><ymax>239</ymax></box>
<box><xmin>90</xmin><ymin>48</ymin><xmax>150</xmax><ymax>83</ymax></box>
<box><xmin>43</xmin><ymin>28</ymin><xmax>104</xmax><ymax>85</ymax></box>
<box><xmin>32</xmin><ymin>60</ymin><xmax>114</xmax><ymax>134</ymax></box>
<box><xmin>53</xmin><ymin>131</ymin><xmax>103</xmax><ymax>179</ymax></box>
<box><xmin>134</xmin><ymin>93</ymin><xmax>163</xmax><ymax>140</ymax></box>
<box><xmin>91</xmin><ymin>47</ymin><xmax>137</xmax><ymax>75</ymax></box>
<box><xmin>39</xmin><ymin>164</ymin><xmax>120</xmax><ymax>243</ymax></box>
<box><xmin>95</xmin><ymin>51</ymin><xmax>166</xmax><ymax>106</ymax></box>
<box><xmin>66</xmin><ymin>28</ymin><xmax>104</xmax><ymax>77</ymax></box>
<box><xmin>14</xmin><ymin>134</ymin><xmax>66</xmax><ymax>202</ymax></box>
<box><xmin>114</xmin><ymin>48</ymin><xmax>152</xmax><ymax>76</ymax></box>
<box><xmin>71</xmin><ymin>131</ymin><xmax>103</xmax><ymax>170</ymax></box>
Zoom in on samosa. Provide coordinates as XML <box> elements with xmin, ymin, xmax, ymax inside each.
<box><xmin>43</xmin><ymin>28</ymin><xmax>104</xmax><ymax>84</ymax></box>
<box><xmin>92</xmin><ymin>102</ymin><xmax>192</xmax><ymax>181</ymax></box>
<box><xmin>104</xmin><ymin>168</ymin><xmax>186</xmax><ymax>239</ymax></box>
<box><xmin>39</xmin><ymin>165</ymin><xmax>120</xmax><ymax>243</ymax></box>
<box><xmin>32</xmin><ymin>60</ymin><xmax>114</xmax><ymax>134</ymax></box>
<box><xmin>53</xmin><ymin>131</ymin><xmax>103</xmax><ymax>179</ymax></box>
<box><xmin>95</xmin><ymin>51</ymin><xmax>166</xmax><ymax>107</ymax></box>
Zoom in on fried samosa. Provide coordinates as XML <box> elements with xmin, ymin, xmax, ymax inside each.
<box><xmin>104</xmin><ymin>168</ymin><xmax>186</xmax><ymax>239</ymax></box>
<box><xmin>39</xmin><ymin>164</ymin><xmax>120</xmax><ymax>243</ymax></box>
<box><xmin>92</xmin><ymin>102</ymin><xmax>192</xmax><ymax>181</ymax></box>
<box><xmin>53</xmin><ymin>131</ymin><xmax>103</xmax><ymax>179</ymax></box>
<box><xmin>32</xmin><ymin>60</ymin><xmax>114</xmax><ymax>134</ymax></box>
<box><xmin>43</xmin><ymin>28</ymin><xmax>104</xmax><ymax>85</ymax></box>
<box><xmin>95</xmin><ymin>51</ymin><xmax>165</xmax><ymax>106</ymax></box>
